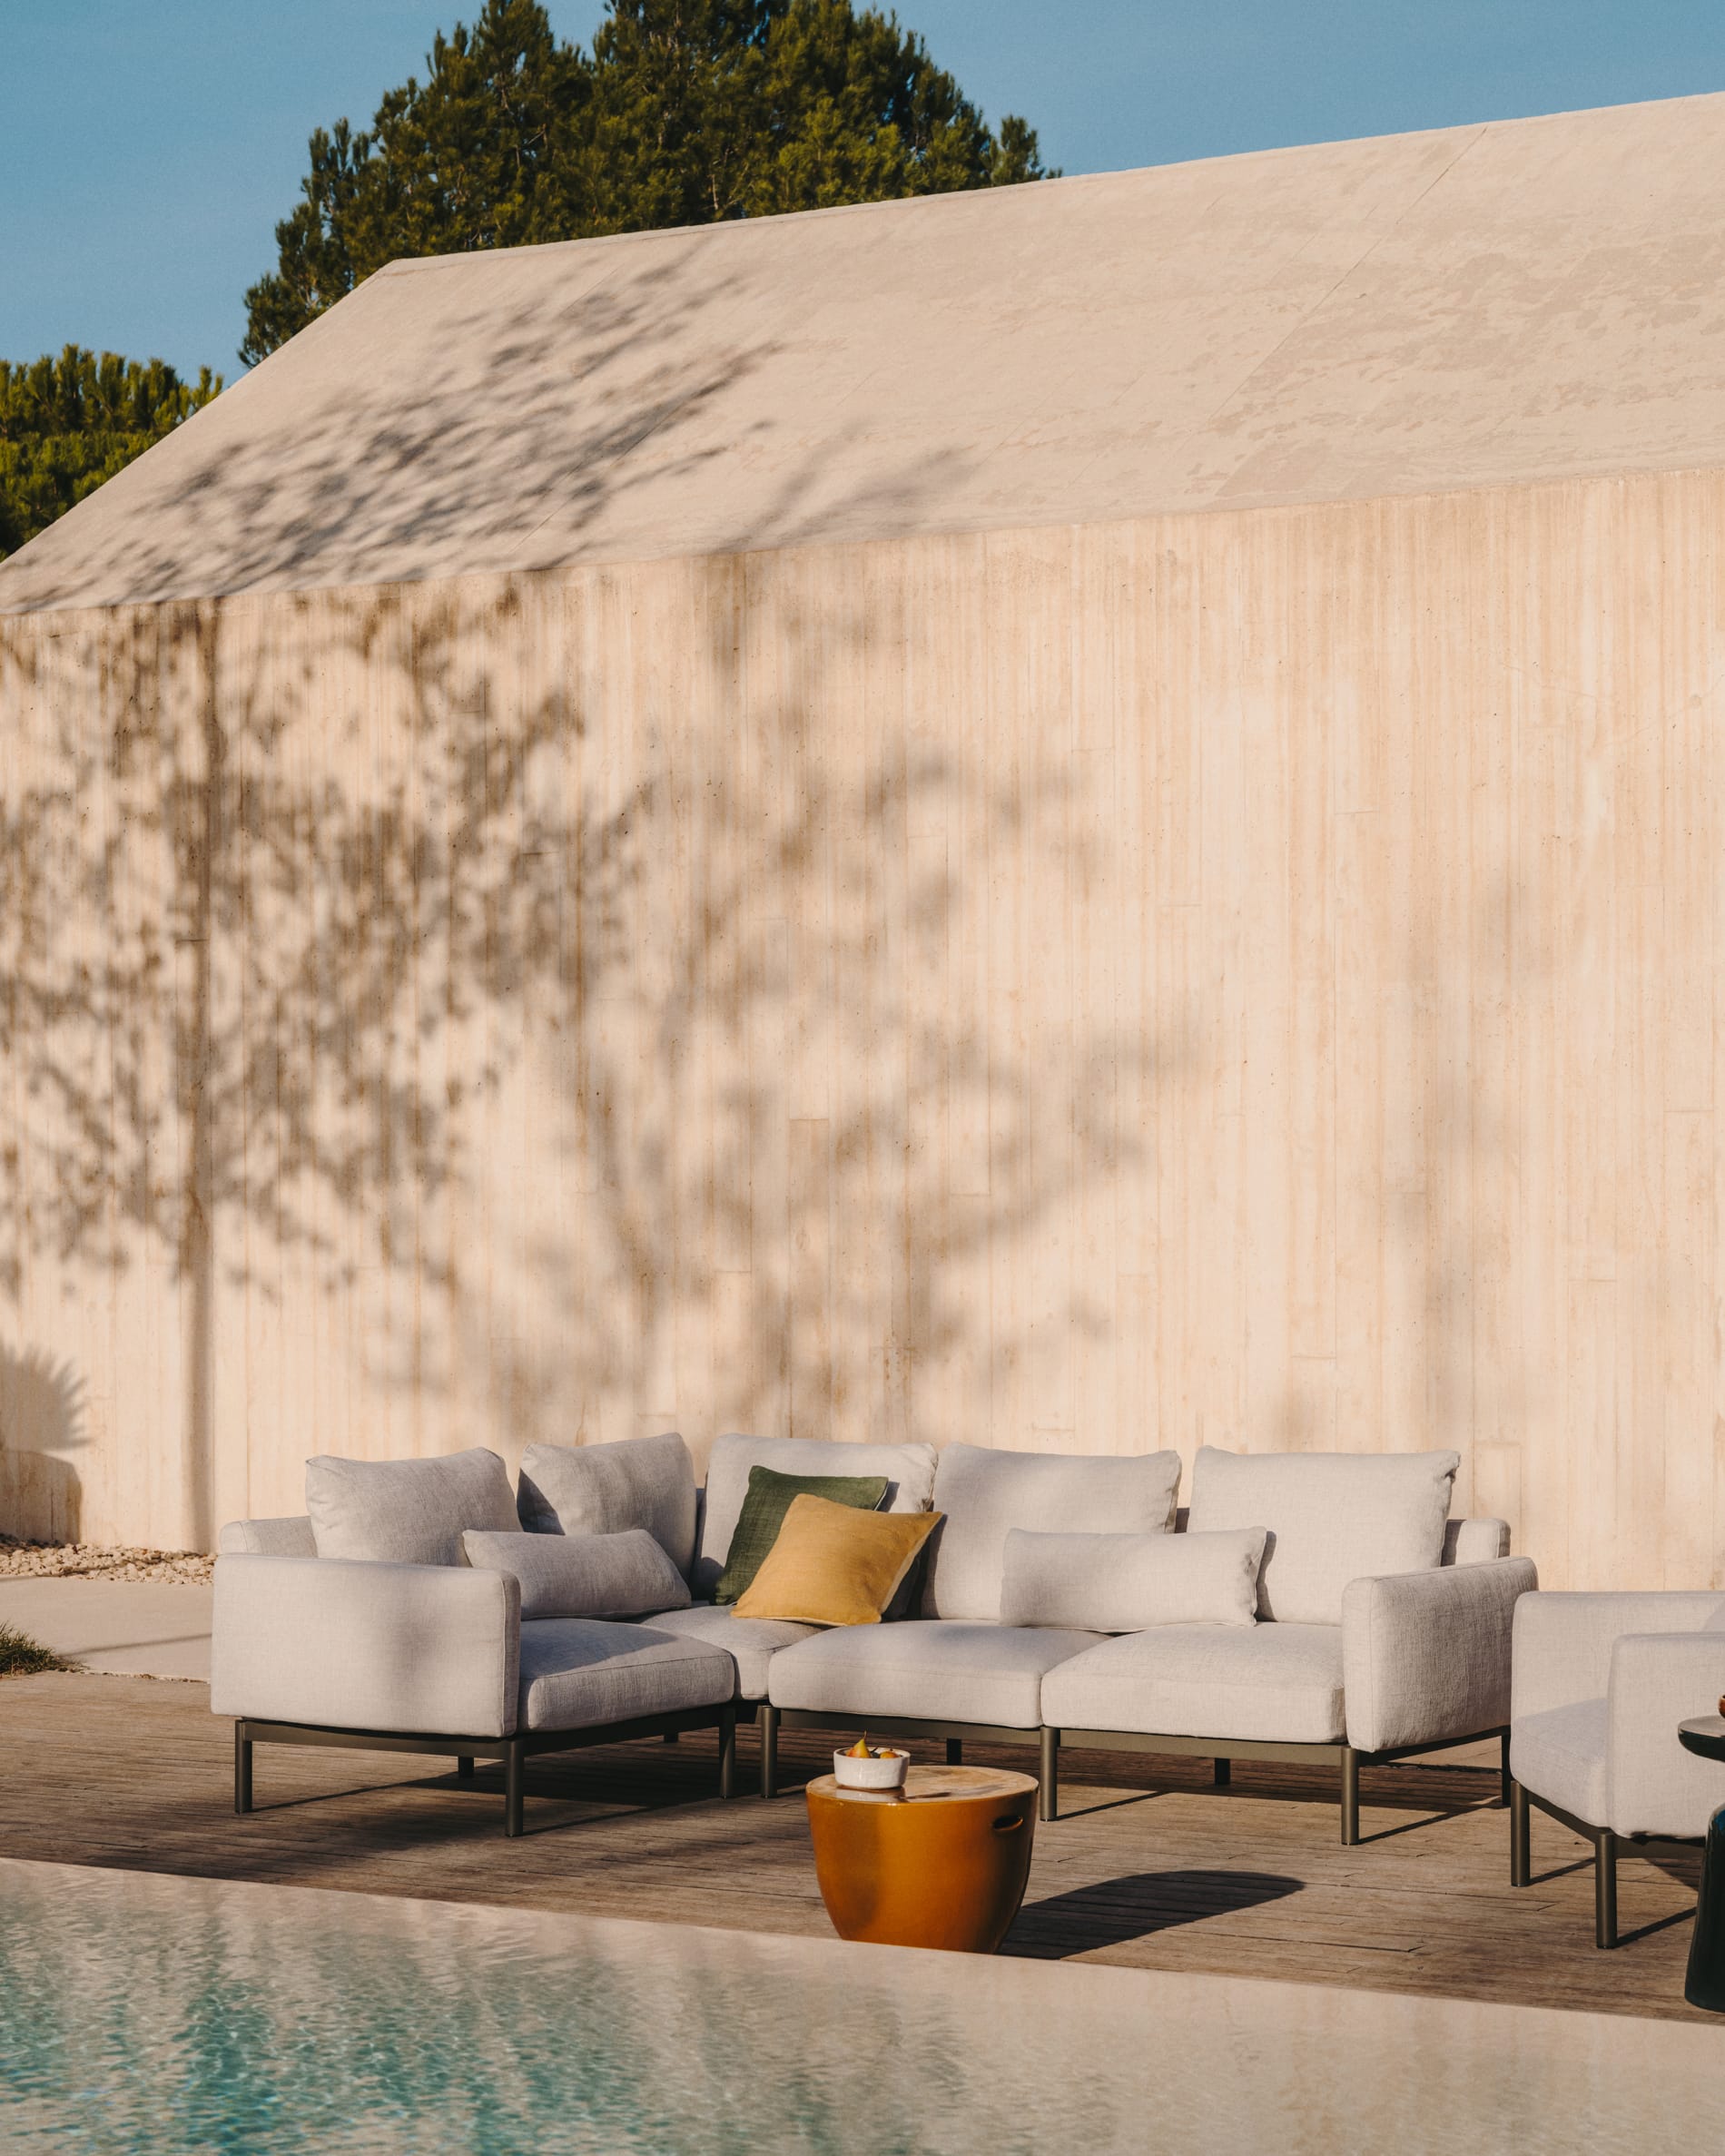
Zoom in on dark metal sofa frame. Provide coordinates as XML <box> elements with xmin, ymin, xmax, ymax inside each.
<box><xmin>1510</xmin><ymin>1780</ymin><xmax>1701</xmax><ymax>1949</ymax></box>
<box><xmin>233</xmin><ymin>1703</ymin><xmax>739</xmax><ymax>1837</ymax></box>
<box><xmin>760</xmin><ymin>1704</ymin><xmax>1509</xmax><ymax>1840</ymax></box>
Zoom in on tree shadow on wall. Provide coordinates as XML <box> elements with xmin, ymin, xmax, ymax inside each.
<box><xmin>0</xmin><ymin>261</ymin><xmax>1172</xmax><ymax>1540</ymax></box>
<box><xmin>0</xmin><ymin>1344</ymin><xmax>85</xmax><ymax>1542</ymax></box>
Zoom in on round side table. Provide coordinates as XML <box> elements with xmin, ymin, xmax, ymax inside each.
<box><xmin>1675</xmin><ymin>1718</ymin><xmax>1725</xmax><ymax>2012</ymax></box>
<box><xmin>804</xmin><ymin>1765</ymin><xmax>1037</xmax><ymax>1954</ymax></box>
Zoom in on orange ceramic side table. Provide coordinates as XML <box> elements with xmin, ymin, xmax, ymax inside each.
<box><xmin>805</xmin><ymin>1765</ymin><xmax>1037</xmax><ymax>1953</ymax></box>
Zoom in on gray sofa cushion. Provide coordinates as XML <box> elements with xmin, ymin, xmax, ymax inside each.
<box><xmin>1186</xmin><ymin>1448</ymin><xmax>1460</xmax><ymax>1625</ymax></box>
<box><xmin>463</xmin><ymin>1529</ymin><xmax>692</xmax><ymax>1620</ymax></box>
<box><xmin>637</xmin><ymin>1604</ymin><xmax>820</xmax><ymax>1699</ymax></box>
<box><xmin>1040</xmin><ymin>1622</ymin><xmax>1346</xmax><ymax>1743</ymax></box>
<box><xmin>767</xmin><ymin>1619</ymin><xmax>1100</xmax><ymax>1728</ymax></box>
<box><xmin>517</xmin><ymin>1619</ymin><xmax>734</xmax><ymax>1731</ymax></box>
<box><xmin>517</xmin><ymin>1432</ymin><xmax>697</xmax><ymax>1578</ymax></box>
<box><xmin>1000</xmin><ymin>1526</ymin><xmax>1266</xmax><ymax>1631</ymax></box>
<box><xmin>304</xmin><ymin>1448</ymin><xmax>517</xmax><ymax>1567</ymax></box>
<box><xmin>1509</xmin><ymin>1699</ymin><xmax>1610</xmax><ymax>1827</ymax></box>
<box><xmin>694</xmin><ymin>1434</ymin><xmax>937</xmax><ymax>1600</ymax></box>
<box><xmin>922</xmin><ymin>1444</ymin><xmax>1182</xmax><ymax>1622</ymax></box>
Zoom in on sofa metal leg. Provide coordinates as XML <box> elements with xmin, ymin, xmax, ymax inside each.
<box><xmin>234</xmin><ymin>1725</ymin><xmax>252</xmax><ymax>1816</ymax></box>
<box><xmin>505</xmin><ymin>1741</ymin><xmax>526</xmax><ymax>1838</ymax></box>
<box><xmin>945</xmin><ymin>1738</ymin><xmax>963</xmax><ymax>1767</ymax></box>
<box><xmin>1500</xmin><ymin>1730</ymin><xmax>1512</xmax><ymax>1808</ymax></box>
<box><xmin>760</xmin><ymin>1704</ymin><xmax>779</xmax><ymax>1800</ymax></box>
<box><xmin>1510</xmin><ymin>1779</ymin><xmax>1531</xmax><ymax>1886</ymax></box>
<box><xmin>665</xmin><ymin>1731</ymin><xmax>679</xmax><ymax>1744</ymax></box>
<box><xmin>1214</xmin><ymin>1757</ymin><xmax>1231</xmax><ymax>1788</ymax></box>
<box><xmin>1340</xmin><ymin>1747</ymin><xmax>1360</xmax><ymax>1846</ymax></box>
<box><xmin>1039</xmin><ymin>1728</ymin><xmax>1059</xmax><ymax>1823</ymax></box>
<box><xmin>718</xmin><ymin>1708</ymin><xmax>737</xmax><ymax>1800</ymax></box>
<box><xmin>1596</xmin><ymin>1831</ymin><xmax>1619</xmax><ymax>1949</ymax></box>
<box><xmin>456</xmin><ymin>1755</ymin><xmax>475</xmax><ymax>1781</ymax></box>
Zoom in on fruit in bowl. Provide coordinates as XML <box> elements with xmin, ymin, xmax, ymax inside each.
<box><xmin>833</xmin><ymin>1738</ymin><xmax>911</xmax><ymax>1790</ymax></box>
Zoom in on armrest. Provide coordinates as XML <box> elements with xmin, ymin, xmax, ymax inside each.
<box><xmin>1608</xmin><ymin>1633</ymin><xmax>1725</xmax><ymax>1837</ymax></box>
<box><xmin>211</xmin><ymin>1555</ymin><xmax>521</xmax><ymax>1738</ymax></box>
<box><xmin>1343</xmin><ymin>1557</ymin><xmax>1536</xmax><ymax>1752</ymax></box>
<box><xmin>1512</xmin><ymin>1591</ymin><xmax>1725</xmax><ymax>1721</ymax></box>
<box><xmin>218</xmin><ymin>1516</ymin><xmax>316</xmax><ymax>1558</ymax></box>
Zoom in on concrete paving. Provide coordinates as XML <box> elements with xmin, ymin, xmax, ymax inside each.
<box><xmin>0</xmin><ymin>1578</ymin><xmax>211</xmax><ymax>1680</ymax></box>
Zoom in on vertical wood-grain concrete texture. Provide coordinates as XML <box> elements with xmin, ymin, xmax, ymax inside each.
<box><xmin>3</xmin><ymin>94</ymin><xmax>1724</xmax><ymax>1578</ymax></box>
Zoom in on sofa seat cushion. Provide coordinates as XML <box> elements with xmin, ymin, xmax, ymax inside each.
<box><xmin>1040</xmin><ymin>1623</ymin><xmax>1346</xmax><ymax>1744</ymax></box>
<box><xmin>1510</xmin><ymin>1699</ymin><xmax>1609</xmax><ymax>1827</ymax></box>
<box><xmin>517</xmin><ymin>1619</ymin><xmax>734</xmax><ymax>1732</ymax></box>
<box><xmin>767</xmin><ymin>1620</ymin><xmax>1101</xmax><ymax>1729</ymax></box>
<box><xmin>636</xmin><ymin>1604</ymin><xmax>820</xmax><ymax>1700</ymax></box>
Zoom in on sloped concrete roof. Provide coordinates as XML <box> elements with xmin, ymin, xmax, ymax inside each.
<box><xmin>7</xmin><ymin>90</ymin><xmax>1725</xmax><ymax>612</ymax></box>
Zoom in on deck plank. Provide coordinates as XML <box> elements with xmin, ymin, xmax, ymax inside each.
<box><xmin>0</xmin><ymin>1674</ymin><xmax>1708</xmax><ymax>2022</ymax></box>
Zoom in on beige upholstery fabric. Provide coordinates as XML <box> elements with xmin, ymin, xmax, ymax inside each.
<box><xmin>1186</xmin><ymin>1448</ymin><xmax>1458</xmax><ymax>1625</ymax></box>
<box><xmin>1041</xmin><ymin>1623</ymin><xmax>1346</xmax><ymax>1744</ymax></box>
<box><xmin>1341</xmin><ymin>1556</ymin><xmax>1535</xmax><ymax>1751</ymax></box>
<box><xmin>1444</xmin><ymin>1518</ymin><xmax>1511</xmax><ymax>1565</ymax></box>
<box><xmin>211</xmin><ymin>1553</ymin><xmax>520</xmax><ymax>1737</ymax></box>
<box><xmin>304</xmin><ymin>1447</ymin><xmax>518</xmax><ymax>1567</ymax></box>
<box><xmin>462</xmin><ymin>1529</ymin><xmax>691</xmax><ymax>1620</ymax></box>
<box><xmin>516</xmin><ymin>1619</ymin><xmax>734</xmax><ymax>1731</ymax></box>
<box><xmin>517</xmin><ymin>1432</ymin><xmax>698</xmax><ymax>1578</ymax></box>
<box><xmin>631</xmin><ymin>1604</ymin><xmax>819</xmax><ymax>1700</ymax></box>
<box><xmin>1608</xmin><ymin>1632</ymin><xmax>1725</xmax><ymax>1836</ymax></box>
<box><xmin>694</xmin><ymin>1434</ymin><xmax>937</xmax><ymax>1600</ymax></box>
<box><xmin>217</xmin><ymin>1516</ymin><xmax>316</xmax><ymax>1557</ymax></box>
<box><xmin>1512</xmin><ymin>1700</ymin><xmax>1610</xmax><ymax>1826</ymax></box>
<box><xmin>767</xmin><ymin>1620</ymin><xmax>1100</xmax><ymax>1728</ymax></box>
<box><xmin>1511</xmin><ymin>1591</ymin><xmax>1725</xmax><ymax>1835</ymax></box>
<box><xmin>1000</xmin><ymin>1527</ymin><xmax>1265</xmax><ymax>1631</ymax></box>
<box><xmin>922</xmin><ymin>1444</ymin><xmax>1181</xmax><ymax>1622</ymax></box>
<box><xmin>1511</xmin><ymin>1591</ymin><xmax>1725</xmax><ymax>1722</ymax></box>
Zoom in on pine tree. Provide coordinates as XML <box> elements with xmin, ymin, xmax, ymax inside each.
<box><xmin>242</xmin><ymin>0</ymin><xmax>1052</xmax><ymax>365</ymax></box>
<box><xmin>0</xmin><ymin>348</ymin><xmax>222</xmax><ymax>562</ymax></box>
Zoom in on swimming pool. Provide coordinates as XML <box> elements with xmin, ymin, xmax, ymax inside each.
<box><xmin>0</xmin><ymin>1856</ymin><xmax>1716</xmax><ymax>2153</ymax></box>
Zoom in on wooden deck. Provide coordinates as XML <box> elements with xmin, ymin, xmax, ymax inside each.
<box><xmin>1</xmin><ymin>1673</ymin><xmax>1710</xmax><ymax>2022</ymax></box>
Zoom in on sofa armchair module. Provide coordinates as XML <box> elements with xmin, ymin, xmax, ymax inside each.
<box><xmin>1509</xmin><ymin>1590</ymin><xmax>1725</xmax><ymax>1946</ymax></box>
<box><xmin>212</xmin><ymin>1534</ymin><xmax>739</xmax><ymax>1837</ymax></box>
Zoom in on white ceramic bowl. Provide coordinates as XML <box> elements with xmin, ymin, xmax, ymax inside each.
<box><xmin>833</xmin><ymin>1747</ymin><xmax>910</xmax><ymax>1791</ymax></box>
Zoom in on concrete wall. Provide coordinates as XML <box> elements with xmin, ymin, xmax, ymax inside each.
<box><xmin>1</xmin><ymin>466</ymin><xmax>1720</xmax><ymax>1586</ymax></box>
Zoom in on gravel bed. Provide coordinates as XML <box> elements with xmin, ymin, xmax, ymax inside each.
<box><xmin>0</xmin><ymin>1540</ymin><xmax>213</xmax><ymax>1584</ymax></box>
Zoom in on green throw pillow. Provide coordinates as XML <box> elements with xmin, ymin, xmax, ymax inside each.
<box><xmin>714</xmin><ymin>1465</ymin><xmax>890</xmax><ymax>1605</ymax></box>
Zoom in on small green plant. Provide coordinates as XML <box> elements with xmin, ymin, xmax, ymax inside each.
<box><xmin>0</xmin><ymin>1622</ymin><xmax>74</xmax><ymax>1677</ymax></box>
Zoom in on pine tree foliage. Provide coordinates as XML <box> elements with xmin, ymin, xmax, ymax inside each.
<box><xmin>0</xmin><ymin>348</ymin><xmax>222</xmax><ymax>562</ymax></box>
<box><xmin>242</xmin><ymin>0</ymin><xmax>1052</xmax><ymax>364</ymax></box>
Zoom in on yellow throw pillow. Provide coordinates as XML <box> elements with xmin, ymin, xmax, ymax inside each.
<box><xmin>734</xmin><ymin>1493</ymin><xmax>942</xmax><ymax>1627</ymax></box>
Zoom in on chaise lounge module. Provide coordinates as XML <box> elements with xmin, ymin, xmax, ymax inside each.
<box><xmin>214</xmin><ymin>1432</ymin><xmax>1533</xmax><ymax>1846</ymax></box>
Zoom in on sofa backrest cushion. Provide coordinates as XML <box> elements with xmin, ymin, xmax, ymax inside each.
<box><xmin>518</xmin><ymin>1432</ymin><xmax>697</xmax><ymax>1578</ymax></box>
<box><xmin>1186</xmin><ymin>1447</ymin><xmax>1460</xmax><ymax>1623</ymax></box>
<box><xmin>922</xmin><ymin>1443</ymin><xmax>1183</xmax><ymax>1622</ymax></box>
<box><xmin>462</xmin><ymin>1527</ymin><xmax>692</xmax><ymax>1619</ymax></box>
<box><xmin>217</xmin><ymin>1515</ymin><xmax>317</xmax><ymax>1558</ymax></box>
<box><xmin>304</xmin><ymin>1447</ymin><xmax>518</xmax><ymax>1567</ymax></box>
<box><xmin>1000</xmin><ymin>1526</ymin><xmax>1266</xmax><ymax>1631</ymax></box>
<box><xmin>694</xmin><ymin>1434</ymin><xmax>938</xmax><ymax>1600</ymax></box>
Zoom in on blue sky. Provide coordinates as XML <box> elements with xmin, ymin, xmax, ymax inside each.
<box><xmin>5</xmin><ymin>0</ymin><xmax>1725</xmax><ymax>379</ymax></box>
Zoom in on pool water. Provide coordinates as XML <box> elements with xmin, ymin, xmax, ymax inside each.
<box><xmin>0</xmin><ymin>1857</ymin><xmax>1716</xmax><ymax>2153</ymax></box>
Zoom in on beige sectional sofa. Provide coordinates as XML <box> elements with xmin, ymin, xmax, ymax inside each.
<box><xmin>214</xmin><ymin>1431</ymin><xmax>1533</xmax><ymax>1845</ymax></box>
